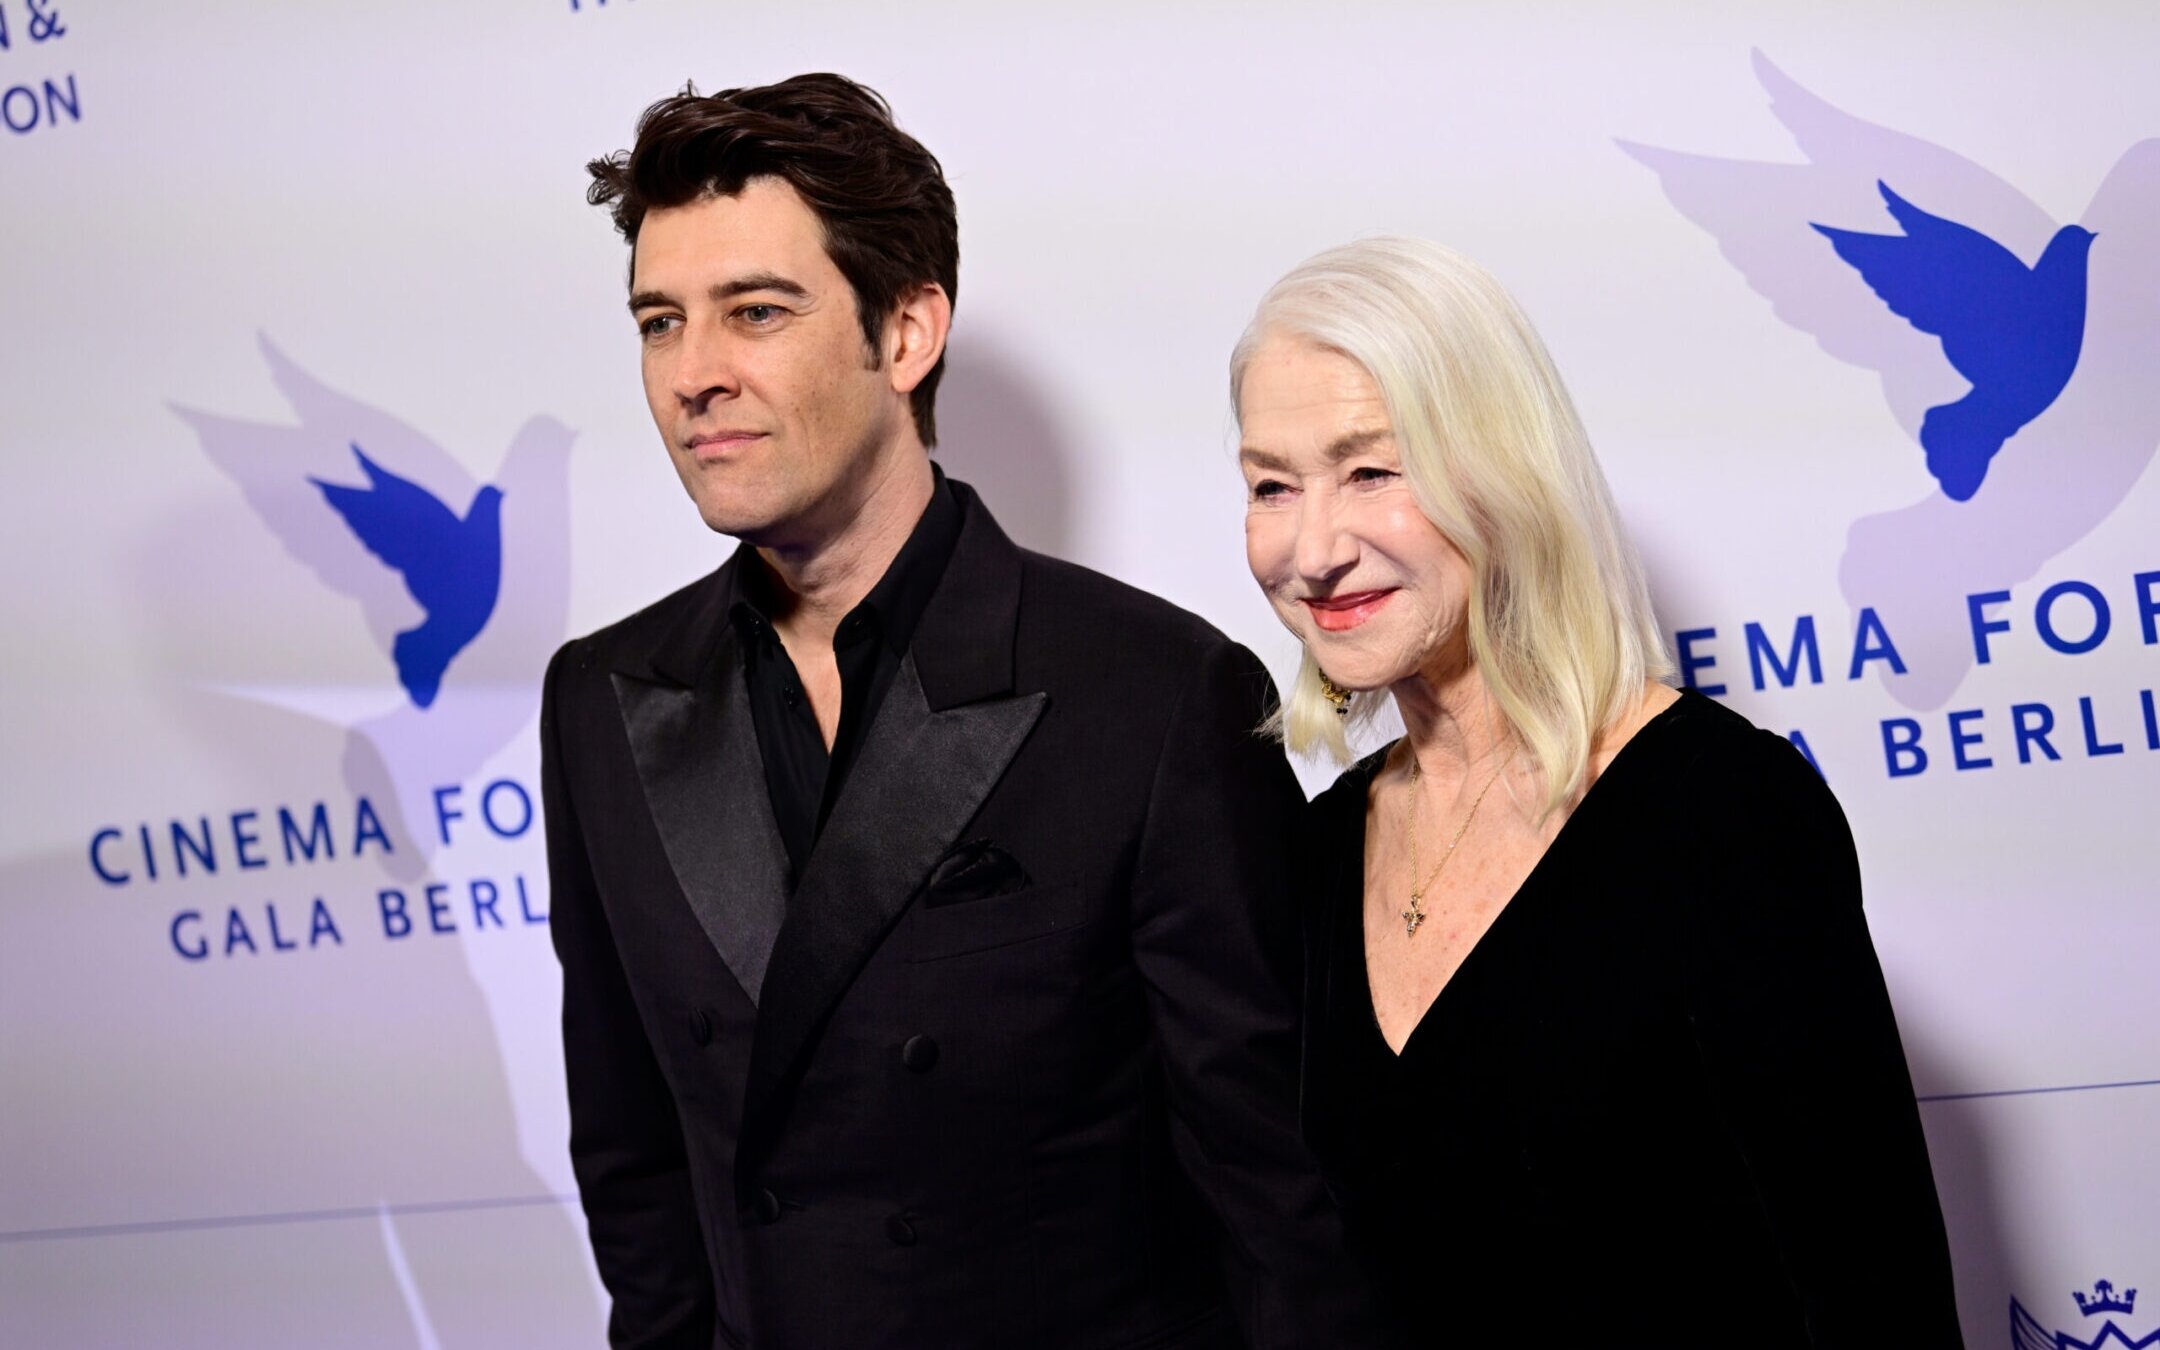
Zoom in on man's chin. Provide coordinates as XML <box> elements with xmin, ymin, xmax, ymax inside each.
<box><xmin>699</xmin><ymin>509</ymin><xmax>776</xmax><ymax>541</ymax></box>
<box><xmin>685</xmin><ymin>488</ymin><xmax>787</xmax><ymax>542</ymax></box>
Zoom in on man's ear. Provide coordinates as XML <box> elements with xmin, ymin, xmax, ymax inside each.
<box><xmin>884</xmin><ymin>282</ymin><xmax>953</xmax><ymax>396</ymax></box>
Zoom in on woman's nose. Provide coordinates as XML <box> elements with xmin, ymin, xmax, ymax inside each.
<box><xmin>1293</xmin><ymin>491</ymin><xmax>1358</xmax><ymax>584</ymax></box>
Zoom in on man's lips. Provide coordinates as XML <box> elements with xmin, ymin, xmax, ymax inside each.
<box><xmin>1302</xmin><ymin>589</ymin><xmax>1396</xmax><ymax>632</ymax></box>
<box><xmin>686</xmin><ymin>431</ymin><xmax>766</xmax><ymax>462</ymax></box>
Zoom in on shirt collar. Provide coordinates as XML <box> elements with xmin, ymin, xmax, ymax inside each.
<box><xmin>728</xmin><ymin>465</ymin><xmax>962</xmax><ymax>656</ymax></box>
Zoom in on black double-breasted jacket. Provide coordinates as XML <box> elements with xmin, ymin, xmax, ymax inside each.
<box><xmin>540</xmin><ymin>483</ymin><xmax>1378</xmax><ymax>1350</ymax></box>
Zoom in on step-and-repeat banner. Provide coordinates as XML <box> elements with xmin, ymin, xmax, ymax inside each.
<box><xmin>3</xmin><ymin>3</ymin><xmax>2153</xmax><ymax>1345</ymax></box>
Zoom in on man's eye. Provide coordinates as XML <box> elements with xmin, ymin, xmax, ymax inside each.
<box><xmin>638</xmin><ymin>315</ymin><xmax>678</xmax><ymax>339</ymax></box>
<box><xmin>739</xmin><ymin>304</ymin><xmax>783</xmax><ymax>325</ymax></box>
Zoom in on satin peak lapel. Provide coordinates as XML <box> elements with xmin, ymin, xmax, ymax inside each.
<box><xmin>611</xmin><ymin>626</ymin><xmax>790</xmax><ymax>1008</ymax></box>
<box><xmin>739</xmin><ymin>653</ymin><xmax>1045</xmax><ymax>1175</ymax></box>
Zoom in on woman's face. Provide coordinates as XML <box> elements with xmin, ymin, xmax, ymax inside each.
<box><xmin>1237</xmin><ymin>333</ymin><xmax>1474</xmax><ymax>693</ymax></box>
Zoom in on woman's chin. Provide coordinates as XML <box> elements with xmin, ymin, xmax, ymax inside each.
<box><xmin>1307</xmin><ymin>651</ymin><xmax>1410</xmax><ymax>695</ymax></box>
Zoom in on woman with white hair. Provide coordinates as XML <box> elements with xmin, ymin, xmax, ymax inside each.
<box><xmin>1232</xmin><ymin>237</ymin><xmax>1963</xmax><ymax>1345</ymax></box>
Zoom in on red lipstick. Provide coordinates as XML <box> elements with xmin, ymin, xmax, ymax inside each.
<box><xmin>1303</xmin><ymin>589</ymin><xmax>1395</xmax><ymax>632</ymax></box>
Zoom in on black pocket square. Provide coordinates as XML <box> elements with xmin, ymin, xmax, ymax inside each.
<box><xmin>919</xmin><ymin>839</ymin><xmax>1032</xmax><ymax>908</ymax></box>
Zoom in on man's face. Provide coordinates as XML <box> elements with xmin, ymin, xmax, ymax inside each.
<box><xmin>629</xmin><ymin>177</ymin><xmax>906</xmax><ymax>546</ymax></box>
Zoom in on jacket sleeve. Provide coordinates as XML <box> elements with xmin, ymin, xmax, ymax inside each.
<box><xmin>1680</xmin><ymin>730</ymin><xmax>1964</xmax><ymax>1348</ymax></box>
<box><xmin>1126</xmin><ymin>637</ymin><xmax>1394</xmax><ymax>1350</ymax></box>
<box><xmin>541</xmin><ymin>640</ymin><xmax>715</xmax><ymax>1350</ymax></box>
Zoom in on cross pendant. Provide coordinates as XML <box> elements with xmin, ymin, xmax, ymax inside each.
<box><xmin>1402</xmin><ymin>895</ymin><xmax>1428</xmax><ymax>938</ymax></box>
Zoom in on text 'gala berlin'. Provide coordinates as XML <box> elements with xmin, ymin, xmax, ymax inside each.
<box><xmin>82</xmin><ymin>778</ymin><xmax>551</xmax><ymax>963</ymax></box>
<box><xmin>1670</xmin><ymin>563</ymin><xmax>2160</xmax><ymax>780</ymax></box>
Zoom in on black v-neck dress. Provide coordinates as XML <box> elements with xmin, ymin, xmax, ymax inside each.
<box><xmin>1301</xmin><ymin>692</ymin><xmax>1964</xmax><ymax>1347</ymax></box>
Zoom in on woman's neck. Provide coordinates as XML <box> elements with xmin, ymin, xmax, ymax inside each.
<box><xmin>1389</xmin><ymin>644</ymin><xmax>1512</xmax><ymax>783</ymax></box>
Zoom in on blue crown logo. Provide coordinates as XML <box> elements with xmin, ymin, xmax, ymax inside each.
<box><xmin>2078</xmin><ymin>1281</ymin><xmax>2139</xmax><ymax>1318</ymax></box>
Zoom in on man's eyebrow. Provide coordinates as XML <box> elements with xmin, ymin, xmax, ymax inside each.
<box><xmin>711</xmin><ymin>272</ymin><xmax>811</xmax><ymax>303</ymax></box>
<box><xmin>626</xmin><ymin>272</ymin><xmax>812</xmax><ymax>312</ymax></box>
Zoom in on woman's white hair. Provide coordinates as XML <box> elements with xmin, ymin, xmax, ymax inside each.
<box><xmin>1231</xmin><ymin>236</ymin><xmax>1671</xmax><ymax>819</ymax></box>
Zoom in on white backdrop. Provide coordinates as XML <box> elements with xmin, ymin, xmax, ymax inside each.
<box><xmin>3</xmin><ymin>2</ymin><xmax>2155</xmax><ymax>1346</ymax></box>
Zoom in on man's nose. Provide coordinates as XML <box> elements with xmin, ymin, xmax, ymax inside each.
<box><xmin>671</xmin><ymin>318</ymin><xmax>739</xmax><ymax>410</ymax></box>
<box><xmin>1293</xmin><ymin>489</ymin><xmax>1358</xmax><ymax>584</ymax></box>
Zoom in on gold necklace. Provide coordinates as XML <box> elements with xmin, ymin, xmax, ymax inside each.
<box><xmin>1400</xmin><ymin>747</ymin><xmax>1513</xmax><ymax>938</ymax></box>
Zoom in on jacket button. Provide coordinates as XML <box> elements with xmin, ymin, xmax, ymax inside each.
<box><xmin>885</xmin><ymin>1214</ymin><xmax>918</xmax><ymax>1246</ymax></box>
<box><xmin>901</xmin><ymin>1035</ymin><xmax>939</xmax><ymax>1073</ymax></box>
<box><xmin>751</xmin><ymin>1188</ymin><xmax>781</xmax><ymax>1224</ymax></box>
<box><xmin>690</xmin><ymin>1009</ymin><xmax>713</xmax><ymax>1046</ymax></box>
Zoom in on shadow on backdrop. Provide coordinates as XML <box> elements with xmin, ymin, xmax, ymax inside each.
<box><xmin>43</xmin><ymin>340</ymin><xmax>612</xmax><ymax>1347</ymax></box>
<box><xmin>0</xmin><ymin>826</ymin><xmax>602</xmax><ymax>1350</ymax></box>
<box><xmin>933</xmin><ymin>329</ymin><xmax>1079</xmax><ymax>558</ymax></box>
<box><xmin>1631</xmin><ymin>526</ymin><xmax>1709</xmax><ymax>681</ymax></box>
<box><xmin>1897</xmin><ymin>1007</ymin><xmax>2013</xmax><ymax>1348</ymax></box>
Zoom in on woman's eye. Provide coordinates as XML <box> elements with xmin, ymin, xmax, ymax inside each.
<box><xmin>1250</xmin><ymin>479</ymin><xmax>1291</xmax><ymax>501</ymax></box>
<box><xmin>1348</xmin><ymin>466</ymin><xmax>1398</xmax><ymax>485</ymax></box>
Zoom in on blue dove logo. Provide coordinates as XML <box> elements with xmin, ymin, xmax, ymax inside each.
<box><xmin>174</xmin><ymin>336</ymin><xmax>575</xmax><ymax>768</ymax></box>
<box><xmin>2012</xmin><ymin>1276</ymin><xmax>2156</xmax><ymax>1349</ymax></box>
<box><xmin>309</xmin><ymin>445</ymin><xmax>505</xmax><ymax>709</ymax></box>
<box><xmin>1811</xmin><ymin>181</ymin><xmax>2097</xmax><ymax>501</ymax></box>
<box><xmin>1622</xmin><ymin>51</ymin><xmax>2160</xmax><ymax>713</ymax></box>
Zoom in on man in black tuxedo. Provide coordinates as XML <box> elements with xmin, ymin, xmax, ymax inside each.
<box><xmin>543</xmin><ymin>74</ymin><xmax>1377</xmax><ymax>1349</ymax></box>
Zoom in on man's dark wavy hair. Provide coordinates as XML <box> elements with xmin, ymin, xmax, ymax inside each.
<box><xmin>588</xmin><ymin>73</ymin><xmax>958</xmax><ymax>446</ymax></box>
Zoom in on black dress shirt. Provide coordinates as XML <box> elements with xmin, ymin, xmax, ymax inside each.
<box><xmin>727</xmin><ymin>473</ymin><xmax>963</xmax><ymax>877</ymax></box>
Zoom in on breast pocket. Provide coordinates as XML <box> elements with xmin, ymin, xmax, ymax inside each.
<box><xmin>899</xmin><ymin>882</ymin><xmax>1086</xmax><ymax>962</ymax></box>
